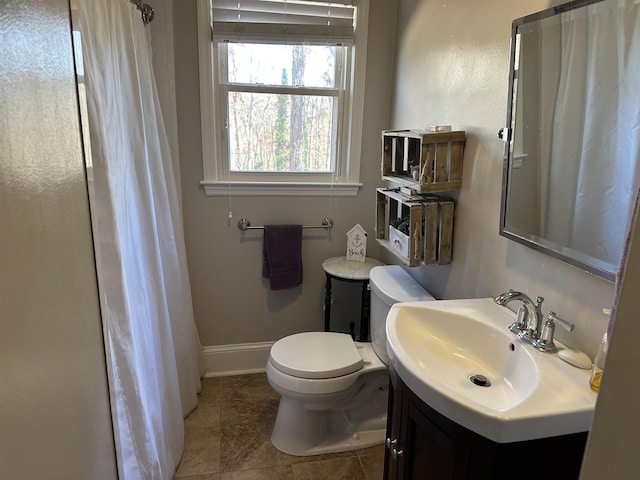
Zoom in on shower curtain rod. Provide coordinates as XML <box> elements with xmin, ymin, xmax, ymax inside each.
<box><xmin>130</xmin><ymin>0</ymin><xmax>154</xmax><ymax>24</ymax></box>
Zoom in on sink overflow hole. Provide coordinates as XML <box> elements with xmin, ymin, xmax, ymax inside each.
<box><xmin>469</xmin><ymin>374</ymin><xmax>491</xmax><ymax>387</ymax></box>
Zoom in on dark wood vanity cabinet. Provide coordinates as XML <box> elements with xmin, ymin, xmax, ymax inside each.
<box><xmin>384</xmin><ymin>368</ymin><xmax>588</xmax><ymax>480</ymax></box>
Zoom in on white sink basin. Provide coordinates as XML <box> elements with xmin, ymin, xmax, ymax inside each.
<box><xmin>386</xmin><ymin>298</ymin><xmax>597</xmax><ymax>443</ymax></box>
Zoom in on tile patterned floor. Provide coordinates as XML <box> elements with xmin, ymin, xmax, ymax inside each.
<box><xmin>174</xmin><ymin>373</ymin><xmax>385</xmax><ymax>480</ymax></box>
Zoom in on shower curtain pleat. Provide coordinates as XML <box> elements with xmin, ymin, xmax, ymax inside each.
<box><xmin>75</xmin><ymin>0</ymin><xmax>203</xmax><ymax>478</ymax></box>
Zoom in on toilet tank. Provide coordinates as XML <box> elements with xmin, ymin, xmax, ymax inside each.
<box><xmin>369</xmin><ymin>265</ymin><xmax>435</xmax><ymax>364</ymax></box>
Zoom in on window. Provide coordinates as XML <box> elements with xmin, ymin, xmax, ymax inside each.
<box><xmin>197</xmin><ymin>0</ymin><xmax>368</xmax><ymax>196</ymax></box>
<box><xmin>223</xmin><ymin>42</ymin><xmax>340</xmax><ymax>174</ymax></box>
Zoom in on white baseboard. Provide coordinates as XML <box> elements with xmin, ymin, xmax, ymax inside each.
<box><xmin>202</xmin><ymin>341</ymin><xmax>274</xmax><ymax>377</ymax></box>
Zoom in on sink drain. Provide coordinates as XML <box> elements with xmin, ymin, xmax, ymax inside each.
<box><xmin>469</xmin><ymin>374</ymin><xmax>491</xmax><ymax>387</ymax></box>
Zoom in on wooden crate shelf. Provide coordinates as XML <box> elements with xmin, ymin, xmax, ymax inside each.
<box><xmin>376</xmin><ymin>188</ymin><xmax>454</xmax><ymax>267</ymax></box>
<box><xmin>381</xmin><ymin>129</ymin><xmax>465</xmax><ymax>193</ymax></box>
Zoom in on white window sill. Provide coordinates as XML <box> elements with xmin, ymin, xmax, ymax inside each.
<box><xmin>201</xmin><ymin>181</ymin><xmax>362</xmax><ymax>197</ymax></box>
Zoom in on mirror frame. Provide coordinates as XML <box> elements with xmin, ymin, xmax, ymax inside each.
<box><xmin>499</xmin><ymin>0</ymin><xmax>615</xmax><ymax>282</ymax></box>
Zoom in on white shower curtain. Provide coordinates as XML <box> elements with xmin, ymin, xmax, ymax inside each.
<box><xmin>546</xmin><ymin>0</ymin><xmax>640</xmax><ymax>267</ymax></box>
<box><xmin>74</xmin><ymin>0</ymin><xmax>203</xmax><ymax>478</ymax></box>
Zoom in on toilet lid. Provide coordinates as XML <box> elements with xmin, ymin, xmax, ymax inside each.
<box><xmin>269</xmin><ymin>332</ymin><xmax>364</xmax><ymax>379</ymax></box>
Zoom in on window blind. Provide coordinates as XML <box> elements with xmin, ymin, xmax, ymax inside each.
<box><xmin>212</xmin><ymin>0</ymin><xmax>356</xmax><ymax>44</ymax></box>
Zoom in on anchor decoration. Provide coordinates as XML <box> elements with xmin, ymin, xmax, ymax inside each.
<box><xmin>346</xmin><ymin>223</ymin><xmax>367</xmax><ymax>262</ymax></box>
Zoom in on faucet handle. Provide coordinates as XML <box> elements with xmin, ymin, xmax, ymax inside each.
<box><xmin>533</xmin><ymin>312</ymin><xmax>558</xmax><ymax>352</ymax></box>
<box><xmin>533</xmin><ymin>311</ymin><xmax>575</xmax><ymax>353</ymax></box>
<box><xmin>548</xmin><ymin>311</ymin><xmax>575</xmax><ymax>332</ymax></box>
<box><xmin>509</xmin><ymin>305</ymin><xmax>528</xmax><ymax>335</ymax></box>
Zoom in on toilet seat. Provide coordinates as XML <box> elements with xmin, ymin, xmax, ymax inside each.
<box><xmin>269</xmin><ymin>332</ymin><xmax>363</xmax><ymax>379</ymax></box>
<box><xmin>266</xmin><ymin>341</ymin><xmax>385</xmax><ymax>397</ymax></box>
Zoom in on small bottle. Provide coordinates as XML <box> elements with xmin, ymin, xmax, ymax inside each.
<box><xmin>589</xmin><ymin>331</ymin><xmax>608</xmax><ymax>393</ymax></box>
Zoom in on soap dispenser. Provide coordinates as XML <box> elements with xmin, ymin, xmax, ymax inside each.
<box><xmin>589</xmin><ymin>331</ymin><xmax>608</xmax><ymax>392</ymax></box>
<box><xmin>589</xmin><ymin>308</ymin><xmax>611</xmax><ymax>393</ymax></box>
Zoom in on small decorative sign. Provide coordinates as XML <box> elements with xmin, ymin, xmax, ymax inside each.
<box><xmin>346</xmin><ymin>223</ymin><xmax>367</xmax><ymax>262</ymax></box>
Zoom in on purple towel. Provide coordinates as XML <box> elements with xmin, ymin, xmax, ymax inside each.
<box><xmin>262</xmin><ymin>225</ymin><xmax>303</xmax><ymax>290</ymax></box>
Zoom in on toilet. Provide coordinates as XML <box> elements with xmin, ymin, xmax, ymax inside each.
<box><xmin>266</xmin><ymin>265</ymin><xmax>435</xmax><ymax>456</ymax></box>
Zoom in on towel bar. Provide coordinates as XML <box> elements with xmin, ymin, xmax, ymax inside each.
<box><xmin>237</xmin><ymin>218</ymin><xmax>334</xmax><ymax>231</ymax></box>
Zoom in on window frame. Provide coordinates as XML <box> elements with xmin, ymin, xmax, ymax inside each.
<box><xmin>196</xmin><ymin>0</ymin><xmax>368</xmax><ymax>197</ymax></box>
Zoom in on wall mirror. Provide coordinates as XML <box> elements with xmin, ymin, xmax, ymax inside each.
<box><xmin>500</xmin><ymin>0</ymin><xmax>640</xmax><ymax>282</ymax></box>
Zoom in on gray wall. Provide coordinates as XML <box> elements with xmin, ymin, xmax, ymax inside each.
<box><xmin>173</xmin><ymin>0</ymin><xmax>399</xmax><ymax>346</ymax></box>
<box><xmin>0</xmin><ymin>0</ymin><xmax>117</xmax><ymax>477</ymax></box>
<box><xmin>389</xmin><ymin>0</ymin><xmax>614</xmax><ymax>358</ymax></box>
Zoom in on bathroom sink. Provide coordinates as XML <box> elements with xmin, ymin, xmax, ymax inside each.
<box><xmin>386</xmin><ymin>298</ymin><xmax>596</xmax><ymax>443</ymax></box>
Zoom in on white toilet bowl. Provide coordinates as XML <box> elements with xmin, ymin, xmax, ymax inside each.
<box><xmin>266</xmin><ymin>265</ymin><xmax>435</xmax><ymax>456</ymax></box>
<box><xmin>267</xmin><ymin>333</ymin><xmax>388</xmax><ymax>455</ymax></box>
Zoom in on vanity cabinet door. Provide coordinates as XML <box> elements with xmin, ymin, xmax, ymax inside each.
<box><xmin>383</xmin><ymin>372</ymin><xmax>405</xmax><ymax>480</ymax></box>
<box><xmin>384</xmin><ymin>369</ymin><xmax>471</xmax><ymax>480</ymax></box>
<box><xmin>402</xmin><ymin>400</ymin><xmax>470</xmax><ymax>479</ymax></box>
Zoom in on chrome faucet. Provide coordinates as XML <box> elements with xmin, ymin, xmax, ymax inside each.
<box><xmin>494</xmin><ymin>290</ymin><xmax>575</xmax><ymax>352</ymax></box>
<box><xmin>493</xmin><ymin>290</ymin><xmax>545</xmax><ymax>343</ymax></box>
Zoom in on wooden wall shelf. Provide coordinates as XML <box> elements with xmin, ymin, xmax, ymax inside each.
<box><xmin>375</xmin><ymin>188</ymin><xmax>454</xmax><ymax>267</ymax></box>
<box><xmin>381</xmin><ymin>129</ymin><xmax>465</xmax><ymax>194</ymax></box>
